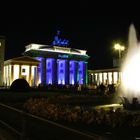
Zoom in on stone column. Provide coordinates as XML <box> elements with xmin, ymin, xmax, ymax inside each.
<box><xmin>36</xmin><ymin>66</ymin><xmax>39</xmax><ymax>86</ymax></box>
<box><xmin>29</xmin><ymin>65</ymin><xmax>32</xmax><ymax>86</ymax></box>
<box><xmin>8</xmin><ymin>65</ymin><xmax>10</xmax><ymax>86</ymax></box>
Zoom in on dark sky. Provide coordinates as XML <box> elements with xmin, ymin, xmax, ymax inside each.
<box><xmin>0</xmin><ymin>1</ymin><xmax>140</xmax><ymax>70</ymax></box>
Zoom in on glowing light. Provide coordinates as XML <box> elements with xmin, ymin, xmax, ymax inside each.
<box><xmin>99</xmin><ymin>73</ymin><xmax>102</xmax><ymax>84</ymax></box>
<box><xmin>25</xmin><ymin>44</ymin><xmax>88</xmax><ymax>57</ymax></box>
<box><xmin>31</xmin><ymin>66</ymin><xmax>36</xmax><ymax>86</ymax></box>
<box><xmin>13</xmin><ymin>65</ymin><xmax>19</xmax><ymax>80</ymax></box>
<box><xmin>52</xmin><ymin>30</ymin><xmax>69</xmax><ymax>47</ymax></box>
<box><xmin>113</xmin><ymin>72</ymin><xmax>118</xmax><ymax>84</ymax></box>
<box><xmin>114</xmin><ymin>43</ymin><xmax>125</xmax><ymax>51</ymax></box>
<box><xmin>57</xmin><ymin>59</ymin><xmax>66</xmax><ymax>85</ymax></box>
<box><xmin>25</xmin><ymin>44</ymin><xmax>89</xmax><ymax>86</ymax></box>
<box><xmin>4</xmin><ymin>66</ymin><xmax>8</xmax><ymax>85</ymax></box>
<box><xmin>122</xmin><ymin>53</ymin><xmax>140</xmax><ymax>93</ymax></box>
<box><xmin>95</xmin><ymin>104</ymin><xmax>123</xmax><ymax>110</ymax></box>
<box><xmin>78</xmin><ymin>61</ymin><xmax>84</xmax><ymax>84</ymax></box>
<box><xmin>38</xmin><ymin>79</ymin><xmax>41</xmax><ymax>84</ymax></box>
<box><xmin>121</xmin><ymin>24</ymin><xmax>140</xmax><ymax>98</ymax></box>
<box><xmin>103</xmin><ymin>73</ymin><xmax>107</xmax><ymax>84</ymax></box>
<box><xmin>69</xmin><ymin>60</ymin><xmax>77</xmax><ymax>85</ymax></box>
<box><xmin>46</xmin><ymin>58</ymin><xmax>54</xmax><ymax>85</ymax></box>
<box><xmin>108</xmin><ymin>72</ymin><xmax>112</xmax><ymax>84</ymax></box>
<box><xmin>9</xmin><ymin>65</ymin><xmax>12</xmax><ymax>85</ymax></box>
<box><xmin>58</xmin><ymin>54</ymin><xmax>69</xmax><ymax>58</ymax></box>
<box><xmin>114</xmin><ymin>43</ymin><xmax>125</xmax><ymax>59</ymax></box>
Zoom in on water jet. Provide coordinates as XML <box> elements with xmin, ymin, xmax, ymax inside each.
<box><xmin>121</xmin><ymin>24</ymin><xmax>140</xmax><ymax>110</ymax></box>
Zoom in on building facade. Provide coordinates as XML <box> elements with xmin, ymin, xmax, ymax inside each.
<box><xmin>23</xmin><ymin>44</ymin><xmax>89</xmax><ymax>86</ymax></box>
<box><xmin>88</xmin><ymin>68</ymin><xmax>122</xmax><ymax>86</ymax></box>
<box><xmin>4</xmin><ymin>56</ymin><xmax>40</xmax><ymax>87</ymax></box>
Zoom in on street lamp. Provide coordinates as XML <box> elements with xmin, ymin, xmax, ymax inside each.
<box><xmin>114</xmin><ymin>43</ymin><xmax>125</xmax><ymax>59</ymax></box>
<box><xmin>113</xmin><ymin>43</ymin><xmax>125</xmax><ymax>84</ymax></box>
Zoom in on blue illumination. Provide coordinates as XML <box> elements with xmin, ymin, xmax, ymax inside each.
<box><xmin>33</xmin><ymin>67</ymin><xmax>36</xmax><ymax>87</ymax></box>
<box><xmin>52</xmin><ymin>30</ymin><xmax>69</xmax><ymax>47</ymax></box>
<box><xmin>36</xmin><ymin>57</ymin><xmax>43</xmax><ymax>84</ymax></box>
<box><xmin>57</xmin><ymin>59</ymin><xmax>66</xmax><ymax>85</ymax></box>
<box><xmin>58</xmin><ymin>54</ymin><xmax>69</xmax><ymax>58</ymax></box>
<box><xmin>78</xmin><ymin>61</ymin><xmax>84</xmax><ymax>84</ymax></box>
<box><xmin>36</xmin><ymin>57</ymin><xmax>86</xmax><ymax>86</ymax></box>
<box><xmin>46</xmin><ymin>58</ymin><xmax>56</xmax><ymax>85</ymax></box>
<box><xmin>69</xmin><ymin>60</ymin><xmax>77</xmax><ymax>85</ymax></box>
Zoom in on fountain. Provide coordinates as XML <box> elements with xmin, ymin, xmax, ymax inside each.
<box><xmin>120</xmin><ymin>24</ymin><xmax>140</xmax><ymax>110</ymax></box>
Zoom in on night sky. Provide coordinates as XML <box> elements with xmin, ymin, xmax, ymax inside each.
<box><xmin>0</xmin><ymin>1</ymin><xmax>140</xmax><ymax>70</ymax></box>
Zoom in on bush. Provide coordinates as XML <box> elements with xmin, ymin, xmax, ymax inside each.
<box><xmin>10</xmin><ymin>78</ymin><xmax>30</xmax><ymax>92</ymax></box>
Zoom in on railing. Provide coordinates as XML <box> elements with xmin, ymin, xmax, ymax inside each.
<box><xmin>0</xmin><ymin>103</ymin><xmax>109</xmax><ymax>140</ymax></box>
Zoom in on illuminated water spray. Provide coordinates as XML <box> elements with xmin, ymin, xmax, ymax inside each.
<box><xmin>121</xmin><ymin>24</ymin><xmax>140</xmax><ymax>100</ymax></box>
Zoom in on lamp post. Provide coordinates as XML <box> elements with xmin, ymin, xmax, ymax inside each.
<box><xmin>113</xmin><ymin>43</ymin><xmax>125</xmax><ymax>68</ymax></box>
<box><xmin>113</xmin><ymin>43</ymin><xmax>125</xmax><ymax>84</ymax></box>
<box><xmin>114</xmin><ymin>43</ymin><xmax>125</xmax><ymax>59</ymax></box>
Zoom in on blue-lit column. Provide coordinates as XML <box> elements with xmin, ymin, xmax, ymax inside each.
<box><xmin>77</xmin><ymin>61</ymin><xmax>86</xmax><ymax>85</ymax></box>
<box><xmin>69</xmin><ymin>60</ymin><xmax>77</xmax><ymax>85</ymax></box>
<box><xmin>46</xmin><ymin>58</ymin><xmax>51</xmax><ymax>85</ymax></box>
<box><xmin>46</xmin><ymin>58</ymin><xmax>57</xmax><ymax>85</ymax></box>
<box><xmin>57</xmin><ymin>59</ymin><xmax>66</xmax><ymax>85</ymax></box>
<box><xmin>35</xmin><ymin>57</ymin><xmax>43</xmax><ymax>85</ymax></box>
